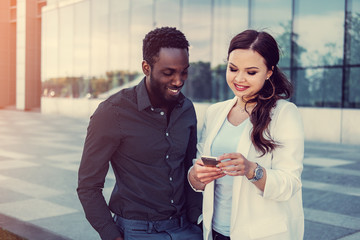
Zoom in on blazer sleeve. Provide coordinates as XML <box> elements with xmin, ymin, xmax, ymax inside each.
<box><xmin>263</xmin><ymin>102</ymin><xmax>305</xmax><ymax>201</ymax></box>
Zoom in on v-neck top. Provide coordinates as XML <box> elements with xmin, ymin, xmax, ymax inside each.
<box><xmin>211</xmin><ymin>117</ymin><xmax>248</xmax><ymax>236</ymax></box>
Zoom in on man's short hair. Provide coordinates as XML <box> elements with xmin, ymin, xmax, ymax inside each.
<box><xmin>143</xmin><ymin>27</ymin><xmax>189</xmax><ymax>67</ymax></box>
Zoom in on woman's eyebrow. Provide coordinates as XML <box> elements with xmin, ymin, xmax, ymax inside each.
<box><xmin>229</xmin><ymin>62</ymin><xmax>237</xmax><ymax>68</ymax></box>
<box><xmin>229</xmin><ymin>62</ymin><xmax>259</xmax><ymax>70</ymax></box>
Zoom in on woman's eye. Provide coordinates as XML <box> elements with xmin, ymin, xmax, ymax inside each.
<box><xmin>229</xmin><ymin>67</ymin><xmax>237</xmax><ymax>72</ymax></box>
<box><xmin>248</xmin><ymin>72</ymin><xmax>257</xmax><ymax>75</ymax></box>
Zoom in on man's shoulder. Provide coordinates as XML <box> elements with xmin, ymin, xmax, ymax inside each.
<box><xmin>105</xmin><ymin>85</ymin><xmax>137</xmax><ymax>107</ymax></box>
<box><xmin>92</xmin><ymin>86</ymin><xmax>137</xmax><ymax>119</ymax></box>
<box><xmin>182</xmin><ymin>96</ymin><xmax>195</xmax><ymax>109</ymax></box>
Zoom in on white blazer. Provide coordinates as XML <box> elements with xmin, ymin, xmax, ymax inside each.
<box><xmin>197</xmin><ymin>98</ymin><xmax>304</xmax><ymax>240</ymax></box>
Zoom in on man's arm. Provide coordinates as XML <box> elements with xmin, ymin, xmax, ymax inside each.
<box><xmin>77</xmin><ymin>102</ymin><xmax>122</xmax><ymax>240</ymax></box>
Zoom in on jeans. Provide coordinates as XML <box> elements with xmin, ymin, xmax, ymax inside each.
<box><xmin>114</xmin><ymin>215</ymin><xmax>202</xmax><ymax>240</ymax></box>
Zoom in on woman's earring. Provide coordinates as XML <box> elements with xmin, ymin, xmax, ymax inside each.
<box><xmin>259</xmin><ymin>78</ymin><xmax>275</xmax><ymax>100</ymax></box>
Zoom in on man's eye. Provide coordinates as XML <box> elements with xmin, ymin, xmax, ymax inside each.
<box><xmin>182</xmin><ymin>70</ymin><xmax>188</xmax><ymax>75</ymax></box>
<box><xmin>163</xmin><ymin>72</ymin><xmax>172</xmax><ymax>76</ymax></box>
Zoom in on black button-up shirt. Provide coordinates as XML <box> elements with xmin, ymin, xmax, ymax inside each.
<box><xmin>77</xmin><ymin>78</ymin><xmax>202</xmax><ymax>240</ymax></box>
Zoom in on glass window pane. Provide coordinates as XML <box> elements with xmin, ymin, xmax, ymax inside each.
<box><xmin>58</xmin><ymin>5</ymin><xmax>74</xmax><ymax>77</ymax></box>
<box><xmin>41</xmin><ymin>9</ymin><xmax>59</xmax><ymax>98</ymax></box>
<box><xmin>183</xmin><ymin>0</ymin><xmax>212</xmax><ymax>63</ymax></box>
<box><xmin>251</xmin><ymin>0</ymin><xmax>292</xmax><ymax>68</ymax></box>
<box><xmin>212</xmin><ymin>0</ymin><xmax>248</xmax><ymax>67</ymax></box>
<box><xmin>211</xmin><ymin>0</ymin><xmax>248</xmax><ymax>102</ymax></box>
<box><xmin>90</xmin><ymin>0</ymin><xmax>109</xmax><ymax>77</ymax></box>
<box><xmin>294</xmin><ymin>68</ymin><xmax>342</xmax><ymax>107</ymax></box>
<box><xmin>109</xmin><ymin>0</ymin><xmax>130</xmax><ymax>72</ymax></box>
<box><xmin>293</xmin><ymin>0</ymin><xmax>344</xmax><ymax>67</ymax></box>
<box><xmin>74</xmin><ymin>1</ymin><xmax>90</xmax><ymax>77</ymax></box>
<box><xmin>130</xmin><ymin>0</ymin><xmax>153</xmax><ymax>72</ymax></box>
<box><xmin>155</xmin><ymin>0</ymin><xmax>180</xmax><ymax>28</ymax></box>
<box><xmin>106</xmin><ymin>0</ymin><xmax>134</xmax><ymax>92</ymax></box>
<box><xmin>182</xmin><ymin>0</ymin><xmax>212</xmax><ymax>101</ymax></box>
<box><xmin>348</xmin><ymin>67</ymin><xmax>360</xmax><ymax>107</ymax></box>
<box><xmin>348</xmin><ymin>0</ymin><xmax>360</xmax><ymax>65</ymax></box>
<box><xmin>41</xmin><ymin>9</ymin><xmax>58</xmax><ymax>81</ymax></box>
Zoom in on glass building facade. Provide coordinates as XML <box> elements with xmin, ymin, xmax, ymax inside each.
<box><xmin>41</xmin><ymin>0</ymin><xmax>360</xmax><ymax>109</ymax></box>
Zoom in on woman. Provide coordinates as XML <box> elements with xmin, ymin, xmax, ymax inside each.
<box><xmin>188</xmin><ymin>30</ymin><xmax>304</xmax><ymax>240</ymax></box>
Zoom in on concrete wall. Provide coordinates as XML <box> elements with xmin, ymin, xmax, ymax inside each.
<box><xmin>41</xmin><ymin>97</ymin><xmax>102</xmax><ymax>119</ymax></box>
<box><xmin>299</xmin><ymin>108</ymin><xmax>360</xmax><ymax>145</ymax></box>
<box><xmin>41</xmin><ymin>97</ymin><xmax>360</xmax><ymax>145</ymax></box>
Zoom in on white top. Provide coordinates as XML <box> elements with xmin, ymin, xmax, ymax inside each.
<box><xmin>211</xmin><ymin>118</ymin><xmax>247</xmax><ymax>236</ymax></box>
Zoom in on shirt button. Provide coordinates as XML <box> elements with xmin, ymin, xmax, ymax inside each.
<box><xmin>160</xmin><ymin>111</ymin><xmax>165</xmax><ymax>116</ymax></box>
<box><xmin>166</xmin><ymin>132</ymin><xmax>169</xmax><ymax>137</ymax></box>
<box><xmin>171</xmin><ymin>200</ymin><xmax>174</xmax><ymax>204</ymax></box>
<box><xmin>151</xmin><ymin>107</ymin><xmax>154</xmax><ymax>111</ymax></box>
<box><xmin>169</xmin><ymin>177</ymin><xmax>173</xmax><ymax>181</ymax></box>
<box><xmin>166</xmin><ymin>155</ymin><xmax>169</xmax><ymax>159</ymax></box>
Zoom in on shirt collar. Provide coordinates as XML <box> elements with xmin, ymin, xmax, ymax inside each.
<box><xmin>136</xmin><ymin>77</ymin><xmax>152</xmax><ymax>111</ymax></box>
<box><xmin>136</xmin><ymin>77</ymin><xmax>185</xmax><ymax>111</ymax></box>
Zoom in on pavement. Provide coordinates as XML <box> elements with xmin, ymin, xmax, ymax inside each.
<box><xmin>0</xmin><ymin>109</ymin><xmax>359</xmax><ymax>240</ymax></box>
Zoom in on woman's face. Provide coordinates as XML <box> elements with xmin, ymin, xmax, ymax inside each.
<box><xmin>226</xmin><ymin>49</ymin><xmax>273</xmax><ymax>102</ymax></box>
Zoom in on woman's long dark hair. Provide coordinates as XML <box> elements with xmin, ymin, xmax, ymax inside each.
<box><xmin>228</xmin><ymin>30</ymin><xmax>293</xmax><ymax>156</ymax></box>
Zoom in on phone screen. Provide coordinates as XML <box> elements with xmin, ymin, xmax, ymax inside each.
<box><xmin>201</xmin><ymin>156</ymin><xmax>220</xmax><ymax>167</ymax></box>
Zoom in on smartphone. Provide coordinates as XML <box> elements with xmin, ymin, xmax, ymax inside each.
<box><xmin>201</xmin><ymin>156</ymin><xmax>220</xmax><ymax>167</ymax></box>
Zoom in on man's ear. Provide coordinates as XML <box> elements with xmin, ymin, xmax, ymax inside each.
<box><xmin>142</xmin><ymin>60</ymin><xmax>151</xmax><ymax>76</ymax></box>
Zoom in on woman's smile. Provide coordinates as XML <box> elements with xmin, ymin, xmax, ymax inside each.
<box><xmin>234</xmin><ymin>83</ymin><xmax>249</xmax><ymax>92</ymax></box>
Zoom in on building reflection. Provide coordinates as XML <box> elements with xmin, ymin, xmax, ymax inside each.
<box><xmin>38</xmin><ymin>0</ymin><xmax>360</xmax><ymax>109</ymax></box>
<box><xmin>1</xmin><ymin>0</ymin><xmax>360</xmax><ymax>143</ymax></box>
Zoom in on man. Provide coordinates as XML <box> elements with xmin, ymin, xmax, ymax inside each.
<box><xmin>77</xmin><ymin>27</ymin><xmax>202</xmax><ymax>240</ymax></box>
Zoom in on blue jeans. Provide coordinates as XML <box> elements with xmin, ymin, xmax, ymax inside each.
<box><xmin>114</xmin><ymin>215</ymin><xmax>202</xmax><ymax>240</ymax></box>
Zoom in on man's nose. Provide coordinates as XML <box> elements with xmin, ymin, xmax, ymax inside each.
<box><xmin>173</xmin><ymin>74</ymin><xmax>185</xmax><ymax>86</ymax></box>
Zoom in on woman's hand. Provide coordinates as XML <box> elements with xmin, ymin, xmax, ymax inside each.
<box><xmin>188</xmin><ymin>158</ymin><xmax>226</xmax><ymax>190</ymax></box>
<box><xmin>217</xmin><ymin>152</ymin><xmax>257</xmax><ymax>179</ymax></box>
